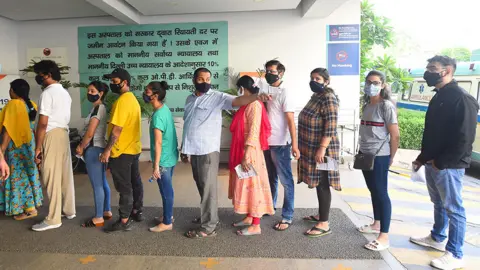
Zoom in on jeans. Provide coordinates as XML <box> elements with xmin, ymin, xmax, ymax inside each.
<box><xmin>362</xmin><ymin>155</ymin><xmax>391</xmax><ymax>233</ymax></box>
<box><xmin>264</xmin><ymin>145</ymin><xmax>295</xmax><ymax>222</ymax></box>
<box><xmin>109</xmin><ymin>154</ymin><xmax>143</xmax><ymax>219</ymax></box>
<box><xmin>155</xmin><ymin>166</ymin><xmax>175</xmax><ymax>225</ymax></box>
<box><xmin>85</xmin><ymin>147</ymin><xmax>111</xmax><ymax>218</ymax></box>
<box><xmin>425</xmin><ymin>164</ymin><xmax>466</xmax><ymax>259</ymax></box>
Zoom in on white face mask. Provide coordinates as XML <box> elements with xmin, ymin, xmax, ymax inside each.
<box><xmin>364</xmin><ymin>84</ymin><xmax>382</xmax><ymax>97</ymax></box>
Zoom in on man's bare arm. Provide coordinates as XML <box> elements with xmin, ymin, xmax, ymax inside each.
<box><xmin>104</xmin><ymin>125</ymin><xmax>123</xmax><ymax>153</ymax></box>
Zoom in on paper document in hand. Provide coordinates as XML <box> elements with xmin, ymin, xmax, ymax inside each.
<box><xmin>316</xmin><ymin>157</ymin><xmax>339</xmax><ymax>171</ymax></box>
<box><xmin>235</xmin><ymin>164</ymin><xmax>258</xmax><ymax>179</ymax></box>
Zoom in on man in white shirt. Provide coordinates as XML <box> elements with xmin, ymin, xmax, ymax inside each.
<box><xmin>260</xmin><ymin>60</ymin><xmax>300</xmax><ymax>231</ymax></box>
<box><xmin>32</xmin><ymin>60</ymin><xmax>75</xmax><ymax>232</ymax></box>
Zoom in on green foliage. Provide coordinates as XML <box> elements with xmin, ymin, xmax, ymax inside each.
<box><xmin>397</xmin><ymin>109</ymin><xmax>425</xmax><ymax>150</ymax></box>
<box><xmin>440</xmin><ymin>47</ymin><xmax>472</xmax><ymax>62</ymax></box>
<box><xmin>371</xmin><ymin>55</ymin><xmax>413</xmax><ymax>93</ymax></box>
<box><xmin>360</xmin><ymin>0</ymin><xmax>394</xmax><ymax>76</ymax></box>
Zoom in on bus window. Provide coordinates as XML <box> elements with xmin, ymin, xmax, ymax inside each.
<box><xmin>409</xmin><ymin>81</ymin><xmax>435</xmax><ymax>103</ymax></box>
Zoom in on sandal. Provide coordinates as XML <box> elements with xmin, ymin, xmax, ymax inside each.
<box><xmin>237</xmin><ymin>227</ymin><xmax>261</xmax><ymax>236</ymax></box>
<box><xmin>185</xmin><ymin>229</ymin><xmax>217</xmax><ymax>239</ymax></box>
<box><xmin>358</xmin><ymin>225</ymin><xmax>380</xmax><ymax>234</ymax></box>
<box><xmin>154</xmin><ymin>216</ymin><xmax>175</xmax><ymax>225</ymax></box>
<box><xmin>304</xmin><ymin>227</ymin><xmax>332</xmax><ymax>238</ymax></box>
<box><xmin>273</xmin><ymin>220</ymin><xmax>292</xmax><ymax>231</ymax></box>
<box><xmin>364</xmin><ymin>240</ymin><xmax>390</xmax><ymax>251</ymax></box>
<box><xmin>81</xmin><ymin>219</ymin><xmax>104</xmax><ymax>228</ymax></box>
<box><xmin>303</xmin><ymin>215</ymin><xmax>321</xmax><ymax>223</ymax></box>
<box><xmin>232</xmin><ymin>220</ymin><xmax>252</xmax><ymax>227</ymax></box>
<box><xmin>13</xmin><ymin>211</ymin><xmax>38</xmax><ymax>221</ymax></box>
<box><xmin>103</xmin><ymin>214</ymin><xmax>113</xmax><ymax>221</ymax></box>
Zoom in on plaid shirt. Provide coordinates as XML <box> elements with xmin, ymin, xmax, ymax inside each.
<box><xmin>297</xmin><ymin>92</ymin><xmax>341</xmax><ymax>191</ymax></box>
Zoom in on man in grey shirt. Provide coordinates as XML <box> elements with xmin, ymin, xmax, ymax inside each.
<box><xmin>181</xmin><ymin>68</ymin><xmax>271</xmax><ymax>238</ymax></box>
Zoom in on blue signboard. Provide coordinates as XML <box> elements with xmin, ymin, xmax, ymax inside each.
<box><xmin>327</xmin><ymin>24</ymin><xmax>360</xmax><ymax>42</ymax></box>
<box><xmin>327</xmin><ymin>43</ymin><xmax>360</xmax><ymax>76</ymax></box>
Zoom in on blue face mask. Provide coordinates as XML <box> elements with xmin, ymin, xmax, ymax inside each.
<box><xmin>142</xmin><ymin>93</ymin><xmax>152</xmax><ymax>103</ymax></box>
<box><xmin>364</xmin><ymin>85</ymin><xmax>382</xmax><ymax>97</ymax></box>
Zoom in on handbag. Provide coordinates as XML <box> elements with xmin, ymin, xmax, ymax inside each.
<box><xmin>353</xmin><ymin>138</ymin><xmax>388</xmax><ymax>171</ymax></box>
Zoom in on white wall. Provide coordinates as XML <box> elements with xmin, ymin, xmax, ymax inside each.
<box><xmin>0</xmin><ymin>16</ymin><xmax>19</xmax><ymax>74</ymax></box>
<box><xmin>15</xmin><ymin>0</ymin><xmax>360</xmax><ymax>159</ymax></box>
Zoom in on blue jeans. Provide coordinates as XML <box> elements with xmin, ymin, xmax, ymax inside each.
<box><xmin>155</xmin><ymin>166</ymin><xmax>175</xmax><ymax>225</ymax></box>
<box><xmin>362</xmin><ymin>155</ymin><xmax>391</xmax><ymax>233</ymax></box>
<box><xmin>264</xmin><ymin>145</ymin><xmax>295</xmax><ymax>222</ymax></box>
<box><xmin>425</xmin><ymin>164</ymin><xmax>466</xmax><ymax>259</ymax></box>
<box><xmin>84</xmin><ymin>146</ymin><xmax>111</xmax><ymax>218</ymax></box>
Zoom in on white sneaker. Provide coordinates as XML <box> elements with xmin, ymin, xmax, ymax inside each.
<box><xmin>61</xmin><ymin>214</ymin><xmax>76</xmax><ymax>220</ymax></box>
<box><xmin>410</xmin><ymin>234</ymin><xmax>446</xmax><ymax>252</ymax></box>
<box><xmin>431</xmin><ymin>252</ymin><xmax>465</xmax><ymax>270</ymax></box>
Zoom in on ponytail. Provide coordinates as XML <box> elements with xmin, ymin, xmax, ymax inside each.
<box><xmin>25</xmin><ymin>98</ymin><xmax>37</xmax><ymax>121</ymax></box>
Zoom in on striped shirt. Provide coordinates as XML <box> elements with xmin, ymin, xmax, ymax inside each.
<box><xmin>181</xmin><ymin>90</ymin><xmax>236</xmax><ymax>155</ymax></box>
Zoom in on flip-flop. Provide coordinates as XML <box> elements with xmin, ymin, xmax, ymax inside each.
<box><xmin>357</xmin><ymin>224</ymin><xmax>380</xmax><ymax>234</ymax></box>
<box><xmin>154</xmin><ymin>216</ymin><xmax>175</xmax><ymax>225</ymax></box>
<box><xmin>303</xmin><ymin>215</ymin><xmax>321</xmax><ymax>223</ymax></box>
<box><xmin>149</xmin><ymin>225</ymin><xmax>173</xmax><ymax>233</ymax></box>
<box><xmin>232</xmin><ymin>220</ymin><xmax>252</xmax><ymax>227</ymax></box>
<box><xmin>364</xmin><ymin>240</ymin><xmax>390</xmax><ymax>251</ymax></box>
<box><xmin>81</xmin><ymin>219</ymin><xmax>104</xmax><ymax>228</ymax></box>
<box><xmin>273</xmin><ymin>221</ymin><xmax>292</xmax><ymax>231</ymax></box>
<box><xmin>304</xmin><ymin>227</ymin><xmax>332</xmax><ymax>238</ymax></box>
<box><xmin>13</xmin><ymin>211</ymin><xmax>38</xmax><ymax>221</ymax></box>
<box><xmin>237</xmin><ymin>227</ymin><xmax>261</xmax><ymax>236</ymax></box>
<box><xmin>184</xmin><ymin>229</ymin><xmax>217</xmax><ymax>239</ymax></box>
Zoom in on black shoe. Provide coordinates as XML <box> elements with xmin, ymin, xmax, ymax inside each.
<box><xmin>105</xmin><ymin>218</ymin><xmax>133</xmax><ymax>233</ymax></box>
<box><xmin>131</xmin><ymin>211</ymin><xmax>145</xmax><ymax>222</ymax></box>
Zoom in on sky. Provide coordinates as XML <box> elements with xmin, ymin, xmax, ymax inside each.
<box><xmin>370</xmin><ymin>0</ymin><xmax>479</xmax><ymax>51</ymax></box>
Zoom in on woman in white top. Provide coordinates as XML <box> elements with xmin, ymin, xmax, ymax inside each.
<box><xmin>76</xmin><ymin>81</ymin><xmax>112</xmax><ymax>227</ymax></box>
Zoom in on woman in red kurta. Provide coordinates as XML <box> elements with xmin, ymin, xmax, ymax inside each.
<box><xmin>228</xmin><ymin>75</ymin><xmax>274</xmax><ymax>236</ymax></box>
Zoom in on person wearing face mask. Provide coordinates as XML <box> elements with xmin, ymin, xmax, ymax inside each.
<box><xmin>143</xmin><ymin>81</ymin><xmax>178</xmax><ymax>233</ymax></box>
<box><xmin>181</xmin><ymin>68</ymin><xmax>272</xmax><ymax>239</ymax></box>
<box><xmin>0</xmin><ymin>79</ymin><xmax>42</xmax><ymax>220</ymax></box>
<box><xmin>75</xmin><ymin>81</ymin><xmax>112</xmax><ymax>228</ymax></box>
<box><xmin>228</xmin><ymin>75</ymin><xmax>274</xmax><ymax>236</ymax></box>
<box><xmin>258</xmin><ymin>60</ymin><xmax>298</xmax><ymax>232</ymax></box>
<box><xmin>357</xmin><ymin>70</ymin><xmax>400</xmax><ymax>251</ymax></box>
<box><xmin>100</xmin><ymin>68</ymin><xmax>143</xmax><ymax>233</ymax></box>
<box><xmin>297</xmin><ymin>68</ymin><xmax>340</xmax><ymax>238</ymax></box>
<box><xmin>32</xmin><ymin>60</ymin><xmax>76</xmax><ymax>232</ymax></box>
<box><xmin>409</xmin><ymin>56</ymin><xmax>479</xmax><ymax>270</ymax></box>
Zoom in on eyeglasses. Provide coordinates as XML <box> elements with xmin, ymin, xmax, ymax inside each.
<box><xmin>365</xmin><ymin>81</ymin><xmax>382</xmax><ymax>86</ymax></box>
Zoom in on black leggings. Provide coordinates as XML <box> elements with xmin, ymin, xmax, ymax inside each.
<box><xmin>317</xmin><ymin>176</ymin><xmax>332</xmax><ymax>222</ymax></box>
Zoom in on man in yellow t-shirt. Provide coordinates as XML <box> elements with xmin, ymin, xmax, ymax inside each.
<box><xmin>100</xmin><ymin>68</ymin><xmax>143</xmax><ymax>233</ymax></box>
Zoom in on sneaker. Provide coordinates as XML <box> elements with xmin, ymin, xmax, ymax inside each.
<box><xmin>130</xmin><ymin>211</ymin><xmax>144</xmax><ymax>222</ymax></box>
<box><xmin>61</xmin><ymin>214</ymin><xmax>76</xmax><ymax>220</ymax></box>
<box><xmin>32</xmin><ymin>221</ymin><xmax>62</xmax><ymax>232</ymax></box>
<box><xmin>430</xmin><ymin>252</ymin><xmax>465</xmax><ymax>270</ymax></box>
<box><xmin>105</xmin><ymin>218</ymin><xmax>133</xmax><ymax>233</ymax></box>
<box><xmin>410</xmin><ymin>234</ymin><xmax>447</xmax><ymax>252</ymax></box>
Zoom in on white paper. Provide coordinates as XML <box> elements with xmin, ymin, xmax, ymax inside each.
<box><xmin>75</xmin><ymin>154</ymin><xmax>84</xmax><ymax>162</ymax></box>
<box><xmin>411</xmin><ymin>165</ymin><xmax>426</xmax><ymax>183</ymax></box>
<box><xmin>235</xmin><ymin>164</ymin><xmax>258</xmax><ymax>179</ymax></box>
<box><xmin>316</xmin><ymin>157</ymin><xmax>339</xmax><ymax>171</ymax></box>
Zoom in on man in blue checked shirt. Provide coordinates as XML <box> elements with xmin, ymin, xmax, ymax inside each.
<box><xmin>181</xmin><ymin>67</ymin><xmax>271</xmax><ymax>239</ymax></box>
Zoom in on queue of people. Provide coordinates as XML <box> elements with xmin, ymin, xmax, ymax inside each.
<box><xmin>0</xmin><ymin>55</ymin><xmax>476</xmax><ymax>270</ymax></box>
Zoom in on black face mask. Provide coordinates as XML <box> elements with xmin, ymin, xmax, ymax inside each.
<box><xmin>110</xmin><ymin>82</ymin><xmax>123</xmax><ymax>94</ymax></box>
<box><xmin>195</xmin><ymin>82</ymin><xmax>211</xmax><ymax>93</ymax></box>
<box><xmin>309</xmin><ymin>81</ymin><xmax>325</xmax><ymax>93</ymax></box>
<box><xmin>142</xmin><ymin>93</ymin><xmax>152</xmax><ymax>103</ymax></box>
<box><xmin>35</xmin><ymin>75</ymin><xmax>45</xmax><ymax>86</ymax></box>
<box><xmin>87</xmin><ymin>94</ymin><xmax>100</xmax><ymax>103</ymax></box>
<box><xmin>265</xmin><ymin>73</ymin><xmax>280</xmax><ymax>85</ymax></box>
<box><xmin>423</xmin><ymin>71</ymin><xmax>442</xmax><ymax>87</ymax></box>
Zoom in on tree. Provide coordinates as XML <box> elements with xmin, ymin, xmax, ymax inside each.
<box><xmin>440</xmin><ymin>47</ymin><xmax>471</xmax><ymax>62</ymax></box>
<box><xmin>360</xmin><ymin>0</ymin><xmax>394</xmax><ymax>77</ymax></box>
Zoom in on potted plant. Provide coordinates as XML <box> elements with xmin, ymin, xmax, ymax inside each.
<box><xmin>20</xmin><ymin>60</ymin><xmax>88</xmax><ymax>90</ymax></box>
